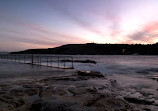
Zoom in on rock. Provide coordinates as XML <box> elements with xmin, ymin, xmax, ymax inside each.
<box><xmin>30</xmin><ymin>100</ymin><xmax>43</xmax><ymax>111</ymax></box>
<box><xmin>61</xmin><ymin>59</ymin><xmax>97</xmax><ymax>64</ymax></box>
<box><xmin>30</xmin><ymin>99</ymin><xmax>95</xmax><ymax>111</ymax></box>
<box><xmin>10</xmin><ymin>88</ymin><xmax>25</xmax><ymax>96</ymax></box>
<box><xmin>141</xmin><ymin>108</ymin><xmax>151</xmax><ymax>111</ymax></box>
<box><xmin>0</xmin><ymin>95</ymin><xmax>25</xmax><ymax>108</ymax></box>
<box><xmin>124</xmin><ymin>96</ymin><xmax>154</xmax><ymax>105</ymax></box>
<box><xmin>68</xmin><ymin>87</ymin><xmax>88</xmax><ymax>96</ymax></box>
<box><xmin>77</xmin><ymin>71</ymin><xmax>104</xmax><ymax>78</ymax></box>
<box><xmin>110</xmin><ymin>79</ymin><xmax>117</xmax><ymax>86</ymax></box>
<box><xmin>11</xmin><ymin>99</ymin><xmax>25</xmax><ymax>108</ymax></box>
<box><xmin>85</xmin><ymin>87</ymin><xmax>97</xmax><ymax>93</ymax></box>
<box><xmin>25</xmin><ymin>88</ymin><xmax>39</xmax><ymax>96</ymax></box>
<box><xmin>84</xmin><ymin>94</ymin><xmax>105</xmax><ymax>106</ymax></box>
<box><xmin>139</xmin><ymin>91</ymin><xmax>153</xmax><ymax>97</ymax></box>
<box><xmin>22</xmin><ymin>84</ymin><xmax>42</xmax><ymax>89</ymax></box>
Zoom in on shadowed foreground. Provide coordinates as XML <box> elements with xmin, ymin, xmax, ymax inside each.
<box><xmin>0</xmin><ymin>71</ymin><xmax>158</xmax><ymax>111</ymax></box>
<box><xmin>0</xmin><ymin>62</ymin><xmax>158</xmax><ymax>111</ymax></box>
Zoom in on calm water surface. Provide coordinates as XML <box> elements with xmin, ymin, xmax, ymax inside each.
<box><xmin>0</xmin><ymin>55</ymin><xmax>158</xmax><ymax>77</ymax></box>
<box><xmin>71</xmin><ymin>55</ymin><xmax>158</xmax><ymax>75</ymax></box>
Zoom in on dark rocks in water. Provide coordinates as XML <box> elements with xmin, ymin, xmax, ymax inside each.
<box><xmin>151</xmin><ymin>77</ymin><xmax>158</xmax><ymax>81</ymax></box>
<box><xmin>77</xmin><ymin>71</ymin><xmax>104</xmax><ymax>78</ymax></box>
<box><xmin>146</xmin><ymin>75</ymin><xmax>158</xmax><ymax>82</ymax></box>
<box><xmin>137</xmin><ymin>70</ymin><xmax>150</xmax><ymax>74</ymax></box>
<box><xmin>124</xmin><ymin>97</ymin><xmax>154</xmax><ymax>105</ymax></box>
<box><xmin>147</xmin><ymin>68</ymin><xmax>158</xmax><ymax>72</ymax></box>
<box><xmin>137</xmin><ymin>68</ymin><xmax>158</xmax><ymax>74</ymax></box>
<box><xmin>61</xmin><ymin>59</ymin><xmax>96</xmax><ymax>64</ymax></box>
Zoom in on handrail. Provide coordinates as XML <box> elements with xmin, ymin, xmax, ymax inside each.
<box><xmin>0</xmin><ymin>54</ymin><xmax>74</xmax><ymax>69</ymax></box>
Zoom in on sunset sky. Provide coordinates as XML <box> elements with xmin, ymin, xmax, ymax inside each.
<box><xmin>0</xmin><ymin>0</ymin><xmax>158</xmax><ymax>51</ymax></box>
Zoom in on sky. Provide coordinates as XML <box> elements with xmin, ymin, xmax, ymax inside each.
<box><xmin>0</xmin><ymin>0</ymin><xmax>158</xmax><ymax>52</ymax></box>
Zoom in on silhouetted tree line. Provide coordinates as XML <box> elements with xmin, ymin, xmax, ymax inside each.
<box><xmin>11</xmin><ymin>43</ymin><xmax>158</xmax><ymax>55</ymax></box>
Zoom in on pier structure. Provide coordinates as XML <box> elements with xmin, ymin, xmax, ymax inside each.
<box><xmin>0</xmin><ymin>54</ymin><xmax>74</xmax><ymax>69</ymax></box>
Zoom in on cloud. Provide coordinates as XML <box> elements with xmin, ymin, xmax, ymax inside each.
<box><xmin>0</xmin><ymin>11</ymin><xmax>89</xmax><ymax>46</ymax></box>
<box><xmin>106</xmin><ymin>11</ymin><xmax>122</xmax><ymax>38</ymax></box>
<box><xmin>129</xmin><ymin>31</ymin><xmax>148</xmax><ymax>40</ymax></box>
<box><xmin>87</xmin><ymin>7</ymin><xmax>122</xmax><ymax>41</ymax></box>
<box><xmin>128</xmin><ymin>21</ymin><xmax>158</xmax><ymax>43</ymax></box>
<box><xmin>144</xmin><ymin>21</ymin><xmax>158</xmax><ymax>32</ymax></box>
<box><xmin>46</xmin><ymin>0</ymin><xmax>104</xmax><ymax>37</ymax></box>
<box><xmin>21</xmin><ymin>23</ymin><xmax>89</xmax><ymax>43</ymax></box>
<box><xmin>0</xmin><ymin>25</ymin><xmax>88</xmax><ymax>46</ymax></box>
<box><xmin>0</xmin><ymin>34</ymin><xmax>57</xmax><ymax>46</ymax></box>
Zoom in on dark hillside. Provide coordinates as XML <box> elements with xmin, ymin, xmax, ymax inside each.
<box><xmin>11</xmin><ymin>43</ymin><xmax>158</xmax><ymax>55</ymax></box>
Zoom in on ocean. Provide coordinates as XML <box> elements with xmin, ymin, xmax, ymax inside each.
<box><xmin>0</xmin><ymin>55</ymin><xmax>158</xmax><ymax>77</ymax></box>
<box><xmin>71</xmin><ymin>55</ymin><xmax>158</xmax><ymax>75</ymax></box>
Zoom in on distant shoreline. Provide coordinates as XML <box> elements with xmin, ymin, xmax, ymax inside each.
<box><xmin>11</xmin><ymin>43</ymin><xmax>158</xmax><ymax>55</ymax></box>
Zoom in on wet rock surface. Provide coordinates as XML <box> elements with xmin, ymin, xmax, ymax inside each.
<box><xmin>0</xmin><ymin>71</ymin><xmax>157</xmax><ymax>111</ymax></box>
<box><xmin>124</xmin><ymin>96</ymin><xmax>154</xmax><ymax>105</ymax></box>
<box><xmin>137</xmin><ymin>68</ymin><xmax>158</xmax><ymax>82</ymax></box>
<box><xmin>77</xmin><ymin>71</ymin><xmax>104</xmax><ymax>78</ymax></box>
<box><xmin>61</xmin><ymin>59</ymin><xmax>97</xmax><ymax>64</ymax></box>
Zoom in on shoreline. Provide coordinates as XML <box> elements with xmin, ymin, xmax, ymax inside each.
<box><xmin>0</xmin><ymin>69</ymin><xmax>158</xmax><ymax>111</ymax></box>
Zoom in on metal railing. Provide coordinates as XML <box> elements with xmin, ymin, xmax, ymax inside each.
<box><xmin>0</xmin><ymin>54</ymin><xmax>74</xmax><ymax>69</ymax></box>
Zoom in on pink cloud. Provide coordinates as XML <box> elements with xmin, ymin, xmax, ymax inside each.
<box><xmin>144</xmin><ymin>21</ymin><xmax>158</xmax><ymax>32</ymax></box>
<box><xmin>128</xmin><ymin>21</ymin><xmax>158</xmax><ymax>44</ymax></box>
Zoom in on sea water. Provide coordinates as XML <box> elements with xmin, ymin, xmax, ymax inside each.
<box><xmin>0</xmin><ymin>55</ymin><xmax>158</xmax><ymax>77</ymax></box>
<box><xmin>71</xmin><ymin>55</ymin><xmax>158</xmax><ymax>75</ymax></box>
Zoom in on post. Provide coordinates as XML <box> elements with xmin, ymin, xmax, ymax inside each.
<box><xmin>14</xmin><ymin>55</ymin><xmax>16</xmax><ymax>62</ymax></box>
<box><xmin>31</xmin><ymin>54</ymin><xmax>34</xmax><ymax>65</ymax></box>
<box><xmin>24</xmin><ymin>55</ymin><xmax>25</xmax><ymax>63</ymax></box>
<box><xmin>71</xmin><ymin>57</ymin><xmax>73</xmax><ymax>68</ymax></box>
<box><xmin>39</xmin><ymin>56</ymin><xmax>41</xmax><ymax>66</ymax></box>
<box><xmin>47</xmin><ymin>56</ymin><xmax>48</xmax><ymax>66</ymax></box>
<box><xmin>2</xmin><ymin>55</ymin><xmax>3</xmax><ymax>61</ymax></box>
<box><xmin>19</xmin><ymin>54</ymin><xmax>20</xmax><ymax>62</ymax></box>
<box><xmin>64</xmin><ymin>58</ymin><xmax>65</xmax><ymax>68</ymax></box>
<box><xmin>4</xmin><ymin>55</ymin><xmax>5</xmax><ymax>61</ymax></box>
<box><xmin>38</xmin><ymin>56</ymin><xmax>39</xmax><ymax>65</ymax></box>
<box><xmin>58</xmin><ymin>57</ymin><xmax>59</xmax><ymax>68</ymax></box>
<box><xmin>7</xmin><ymin>55</ymin><xmax>8</xmax><ymax>61</ymax></box>
<box><xmin>51</xmin><ymin>57</ymin><xmax>52</xmax><ymax>67</ymax></box>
